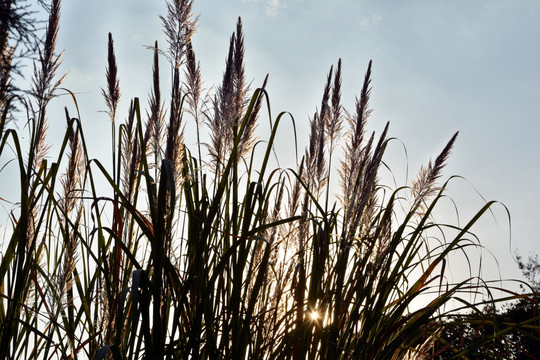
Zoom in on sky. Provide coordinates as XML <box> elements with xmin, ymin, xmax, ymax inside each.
<box><xmin>21</xmin><ymin>0</ymin><xmax>540</xmax><ymax>287</ymax></box>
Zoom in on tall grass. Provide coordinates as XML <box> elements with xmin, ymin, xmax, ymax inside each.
<box><xmin>1</xmin><ymin>0</ymin><xmax>539</xmax><ymax>359</ymax></box>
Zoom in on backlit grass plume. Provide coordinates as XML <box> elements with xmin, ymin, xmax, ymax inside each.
<box><xmin>0</xmin><ymin>0</ymin><xmax>538</xmax><ymax>359</ymax></box>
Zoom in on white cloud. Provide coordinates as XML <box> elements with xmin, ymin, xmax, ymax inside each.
<box><xmin>242</xmin><ymin>0</ymin><xmax>289</xmax><ymax>16</ymax></box>
<box><xmin>359</xmin><ymin>14</ymin><xmax>382</xmax><ymax>30</ymax></box>
<box><xmin>265</xmin><ymin>0</ymin><xmax>288</xmax><ymax>16</ymax></box>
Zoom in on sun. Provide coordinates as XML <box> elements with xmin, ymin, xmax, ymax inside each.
<box><xmin>310</xmin><ymin>311</ymin><xmax>320</xmax><ymax>321</ymax></box>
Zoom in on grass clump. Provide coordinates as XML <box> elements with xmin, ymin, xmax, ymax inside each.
<box><xmin>1</xmin><ymin>0</ymin><xmax>539</xmax><ymax>359</ymax></box>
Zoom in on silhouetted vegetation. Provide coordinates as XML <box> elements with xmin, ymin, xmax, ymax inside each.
<box><xmin>1</xmin><ymin>0</ymin><xmax>538</xmax><ymax>359</ymax></box>
<box><xmin>432</xmin><ymin>255</ymin><xmax>540</xmax><ymax>359</ymax></box>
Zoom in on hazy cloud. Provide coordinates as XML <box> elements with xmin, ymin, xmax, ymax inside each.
<box><xmin>242</xmin><ymin>0</ymin><xmax>288</xmax><ymax>16</ymax></box>
<box><xmin>359</xmin><ymin>14</ymin><xmax>381</xmax><ymax>29</ymax></box>
<box><xmin>265</xmin><ymin>0</ymin><xmax>288</xmax><ymax>16</ymax></box>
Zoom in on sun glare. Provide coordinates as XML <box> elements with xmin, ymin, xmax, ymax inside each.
<box><xmin>310</xmin><ymin>311</ymin><xmax>320</xmax><ymax>321</ymax></box>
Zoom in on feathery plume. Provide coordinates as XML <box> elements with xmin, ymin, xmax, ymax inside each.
<box><xmin>102</xmin><ymin>32</ymin><xmax>120</xmax><ymax>123</ymax></box>
<box><xmin>327</xmin><ymin>58</ymin><xmax>343</xmax><ymax>150</ymax></box>
<box><xmin>160</xmin><ymin>0</ymin><xmax>198</xmax><ymax>69</ymax></box>
<box><xmin>183</xmin><ymin>39</ymin><xmax>205</xmax><ymax>170</ymax></box>
<box><xmin>0</xmin><ymin>48</ymin><xmax>13</xmax><ymax>100</ymax></box>
<box><xmin>412</xmin><ymin>132</ymin><xmax>459</xmax><ymax>209</ymax></box>
<box><xmin>161</xmin><ymin>0</ymin><xmax>197</xmax><ymax>184</ymax></box>
<box><xmin>184</xmin><ymin>40</ymin><xmax>202</xmax><ymax>123</ymax></box>
<box><xmin>123</xmin><ymin>100</ymin><xmax>141</xmax><ymax>202</ymax></box>
<box><xmin>0</xmin><ymin>35</ymin><xmax>14</xmax><ymax>111</ymax></box>
<box><xmin>208</xmin><ymin>18</ymin><xmax>251</xmax><ymax>171</ymax></box>
<box><xmin>239</xmin><ymin>74</ymin><xmax>267</xmax><ymax>158</ymax></box>
<box><xmin>61</xmin><ymin>108</ymin><xmax>84</xmax><ymax>216</ymax></box>
<box><xmin>209</xmin><ymin>33</ymin><xmax>235</xmax><ymax>171</ymax></box>
<box><xmin>101</xmin><ymin>32</ymin><xmax>121</xmax><ymax>188</ymax></box>
<box><xmin>145</xmin><ymin>41</ymin><xmax>165</xmax><ymax>176</ymax></box>
<box><xmin>354</xmin><ymin>60</ymin><xmax>373</xmax><ymax>146</ymax></box>
<box><xmin>207</xmin><ymin>93</ymin><xmax>224</xmax><ymax>172</ymax></box>
<box><xmin>337</xmin><ymin>60</ymin><xmax>389</xmax><ymax>238</ymax></box>
<box><xmin>0</xmin><ymin>0</ymin><xmax>12</xmax><ymax>71</ymax></box>
<box><xmin>55</xmin><ymin>109</ymin><xmax>84</xmax><ymax>332</ymax></box>
<box><xmin>233</xmin><ymin>17</ymin><xmax>246</xmax><ymax>120</ymax></box>
<box><xmin>354</xmin><ymin>122</ymin><xmax>388</xmax><ymax>233</ymax></box>
<box><xmin>339</xmin><ymin>61</ymin><xmax>373</xmax><ymax>209</ymax></box>
<box><xmin>165</xmin><ymin>67</ymin><xmax>184</xmax><ymax>172</ymax></box>
<box><xmin>305</xmin><ymin>112</ymin><xmax>326</xmax><ymax>196</ymax></box>
<box><xmin>30</xmin><ymin>0</ymin><xmax>64</xmax><ymax>172</ymax></box>
<box><xmin>304</xmin><ymin>66</ymin><xmax>332</xmax><ymax>198</ymax></box>
<box><xmin>324</xmin><ymin>59</ymin><xmax>343</xmax><ymax>210</ymax></box>
<box><xmin>24</xmin><ymin>0</ymin><xmax>64</xmax><ymax>310</ymax></box>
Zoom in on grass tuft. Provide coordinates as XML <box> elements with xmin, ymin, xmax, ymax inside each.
<box><xmin>0</xmin><ymin>1</ymin><xmax>537</xmax><ymax>359</ymax></box>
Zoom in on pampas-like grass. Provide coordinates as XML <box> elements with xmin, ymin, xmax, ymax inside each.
<box><xmin>145</xmin><ymin>41</ymin><xmax>165</xmax><ymax>179</ymax></box>
<box><xmin>160</xmin><ymin>0</ymin><xmax>197</xmax><ymax>70</ymax></box>
<box><xmin>30</xmin><ymin>0</ymin><xmax>63</xmax><ymax>174</ymax></box>
<box><xmin>0</xmin><ymin>0</ymin><xmax>538</xmax><ymax>359</ymax></box>
<box><xmin>103</xmin><ymin>33</ymin><xmax>120</xmax><ymax>124</ymax></box>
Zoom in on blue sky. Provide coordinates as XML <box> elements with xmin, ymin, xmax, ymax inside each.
<box><xmin>45</xmin><ymin>0</ymin><xmax>540</xmax><ymax>285</ymax></box>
